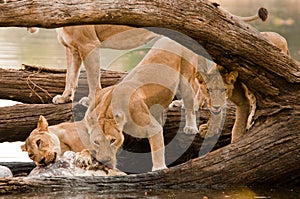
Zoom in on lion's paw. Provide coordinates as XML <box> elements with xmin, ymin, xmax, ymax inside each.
<box><xmin>199</xmin><ymin>124</ymin><xmax>208</xmax><ymax>138</ymax></box>
<box><xmin>183</xmin><ymin>126</ymin><xmax>198</xmax><ymax>135</ymax></box>
<box><xmin>79</xmin><ymin>97</ymin><xmax>90</xmax><ymax>107</ymax></box>
<box><xmin>152</xmin><ymin>165</ymin><xmax>167</xmax><ymax>171</ymax></box>
<box><xmin>74</xmin><ymin>149</ymin><xmax>95</xmax><ymax>169</ymax></box>
<box><xmin>168</xmin><ymin>100</ymin><xmax>183</xmax><ymax>108</ymax></box>
<box><xmin>52</xmin><ymin>95</ymin><xmax>71</xmax><ymax>104</ymax></box>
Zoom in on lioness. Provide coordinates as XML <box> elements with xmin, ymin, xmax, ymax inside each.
<box><xmin>198</xmin><ymin>30</ymin><xmax>290</xmax><ymax>143</ymax></box>
<box><xmin>21</xmin><ymin>115</ymin><xmax>86</xmax><ymax>166</ymax></box>
<box><xmin>74</xmin><ymin>37</ymin><xmax>203</xmax><ymax>171</ymax></box>
<box><xmin>197</xmin><ymin>63</ymin><xmax>255</xmax><ymax>143</ymax></box>
<box><xmin>53</xmin><ymin>26</ymin><xmax>159</xmax><ymax>106</ymax></box>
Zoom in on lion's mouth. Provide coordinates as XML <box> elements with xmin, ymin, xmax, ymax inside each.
<box><xmin>51</xmin><ymin>152</ymin><xmax>58</xmax><ymax>164</ymax></box>
<box><xmin>211</xmin><ymin>110</ymin><xmax>221</xmax><ymax>115</ymax></box>
<box><xmin>105</xmin><ymin>164</ymin><xmax>114</xmax><ymax>170</ymax></box>
<box><xmin>38</xmin><ymin>157</ymin><xmax>47</xmax><ymax>167</ymax></box>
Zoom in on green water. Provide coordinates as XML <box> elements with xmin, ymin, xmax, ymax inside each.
<box><xmin>1</xmin><ymin>186</ymin><xmax>299</xmax><ymax>198</ymax></box>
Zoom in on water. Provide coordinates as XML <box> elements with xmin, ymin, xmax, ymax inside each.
<box><xmin>1</xmin><ymin>186</ymin><xmax>299</xmax><ymax>198</ymax></box>
<box><xmin>0</xmin><ymin>28</ymin><xmax>65</xmax><ymax>69</ymax></box>
<box><xmin>0</xmin><ymin>0</ymin><xmax>299</xmax><ymax>198</ymax></box>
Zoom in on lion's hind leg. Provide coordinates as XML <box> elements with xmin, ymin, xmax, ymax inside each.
<box><xmin>53</xmin><ymin>48</ymin><xmax>82</xmax><ymax>104</ymax></box>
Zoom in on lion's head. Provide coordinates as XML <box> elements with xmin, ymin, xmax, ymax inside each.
<box><xmin>21</xmin><ymin>116</ymin><xmax>61</xmax><ymax>167</ymax></box>
<box><xmin>85</xmin><ymin>87</ymin><xmax>125</xmax><ymax>169</ymax></box>
<box><xmin>199</xmin><ymin>64</ymin><xmax>238</xmax><ymax>114</ymax></box>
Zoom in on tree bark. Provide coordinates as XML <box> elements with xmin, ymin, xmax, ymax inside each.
<box><xmin>0</xmin><ymin>121</ymin><xmax>299</xmax><ymax>194</ymax></box>
<box><xmin>0</xmin><ymin>65</ymin><xmax>125</xmax><ymax>104</ymax></box>
<box><xmin>0</xmin><ymin>0</ymin><xmax>299</xmax><ymax>194</ymax></box>
<box><xmin>0</xmin><ymin>103</ymin><xmax>73</xmax><ymax>142</ymax></box>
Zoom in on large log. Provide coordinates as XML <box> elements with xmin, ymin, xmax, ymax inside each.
<box><xmin>0</xmin><ymin>119</ymin><xmax>298</xmax><ymax>195</ymax></box>
<box><xmin>0</xmin><ymin>0</ymin><xmax>299</xmax><ymax>194</ymax></box>
<box><xmin>0</xmin><ymin>65</ymin><xmax>125</xmax><ymax>104</ymax></box>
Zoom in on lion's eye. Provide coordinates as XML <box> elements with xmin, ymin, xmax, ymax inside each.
<box><xmin>110</xmin><ymin>139</ymin><xmax>116</xmax><ymax>145</ymax></box>
<box><xmin>94</xmin><ymin>140</ymin><xmax>100</xmax><ymax>145</ymax></box>
<box><xmin>29</xmin><ymin>154</ymin><xmax>34</xmax><ymax>158</ymax></box>
<box><xmin>36</xmin><ymin>139</ymin><xmax>41</xmax><ymax>147</ymax></box>
<box><xmin>221</xmin><ymin>88</ymin><xmax>227</xmax><ymax>93</ymax></box>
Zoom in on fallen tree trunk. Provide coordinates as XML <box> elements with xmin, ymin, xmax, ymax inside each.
<box><xmin>0</xmin><ymin>0</ymin><xmax>299</xmax><ymax>194</ymax></box>
<box><xmin>0</xmin><ymin>120</ymin><xmax>298</xmax><ymax>195</ymax></box>
<box><xmin>0</xmin><ymin>65</ymin><xmax>125</xmax><ymax>104</ymax></box>
<box><xmin>0</xmin><ymin>103</ymin><xmax>73</xmax><ymax>142</ymax></box>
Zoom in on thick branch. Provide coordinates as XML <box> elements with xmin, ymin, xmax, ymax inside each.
<box><xmin>0</xmin><ymin>103</ymin><xmax>73</xmax><ymax>142</ymax></box>
<box><xmin>0</xmin><ymin>0</ymin><xmax>299</xmax><ymax>126</ymax></box>
<box><xmin>0</xmin><ymin>66</ymin><xmax>124</xmax><ymax>104</ymax></box>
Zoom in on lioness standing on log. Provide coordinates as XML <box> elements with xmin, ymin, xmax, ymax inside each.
<box><xmin>74</xmin><ymin>37</ymin><xmax>203</xmax><ymax>171</ymax></box>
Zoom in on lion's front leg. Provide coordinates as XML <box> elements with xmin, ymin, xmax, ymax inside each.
<box><xmin>183</xmin><ymin>109</ymin><xmax>199</xmax><ymax>134</ymax></box>
<box><xmin>148</xmin><ymin>130</ymin><xmax>167</xmax><ymax>171</ymax></box>
<box><xmin>53</xmin><ymin>48</ymin><xmax>82</xmax><ymax>104</ymax></box>
<box><xmin>81</xmin><ymin>48</ymin><xmax>101</xmax><ymax>107</ymax></box>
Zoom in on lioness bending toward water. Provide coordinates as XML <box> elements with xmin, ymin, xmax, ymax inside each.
<box><xmin>21</xmin><ymin>116</ymin><xmax>86</xmax><ymax>166</ymax></box>
<box><xmin>74</xmin><ymin>36</ymin><xmax>203</xmax><ymax>171</ymax></box>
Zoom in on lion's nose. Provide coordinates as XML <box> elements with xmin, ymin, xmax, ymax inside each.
<box><xmin>212</xmin><ymin>105</ymin><xmax>221</xmax><ymax>111</ymax></box>
<box><xmin>99</xmin><ymin>157</ymin><xmax>111</xmax><ymax>165</ymax></box>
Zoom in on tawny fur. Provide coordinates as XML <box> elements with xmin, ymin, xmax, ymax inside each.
<box><xmin>21</xmin><ymin>116</ymin><xmax>86</xmax><ymax>166</ymax></box>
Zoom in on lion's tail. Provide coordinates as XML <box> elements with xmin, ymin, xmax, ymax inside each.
<box><xmin>239</xmin><ymin>7</ymin><xmax>268</xmax><ymax>22</ymax></box>
<box><xmin>27</xmin><ymin>27</ymin><xmax>40</xmax><ymax>34</ymax></box>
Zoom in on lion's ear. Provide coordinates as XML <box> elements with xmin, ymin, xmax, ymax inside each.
<box><xmin>20</xmin><ymin>143</ymin><xmax>27</xmax><ymax>152</ymax></box>
<box><xmin>114</xmin><ymin>112</ymin><xmax>126</xmax><ymax>126</ymax></box>
<box><xmin>37</xmin><ymin>115</ymin><xmax>49</xmax><ymax>131</ymax></box>
<box><xmin>226</xmin><ymin>71</ymin><xmax>238</xmax><ymax>84</ymax></box>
